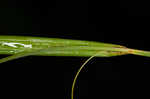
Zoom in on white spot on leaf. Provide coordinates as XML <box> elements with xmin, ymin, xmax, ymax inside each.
<box><xmin>2</xmin><ymin>42</ymin><xmax>32</xmax><ymax>48</ymax></box>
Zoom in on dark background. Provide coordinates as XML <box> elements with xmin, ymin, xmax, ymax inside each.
<box><xmin>0</xmin><ymin>0</ymin><xmax>150</xmax><ymax>98</ymax></box>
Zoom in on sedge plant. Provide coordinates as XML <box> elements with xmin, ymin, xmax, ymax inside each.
<box><xmin>0</xmin><ymin>35</ymin><xmax>150</xmax><ymax>99</ymax></box>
